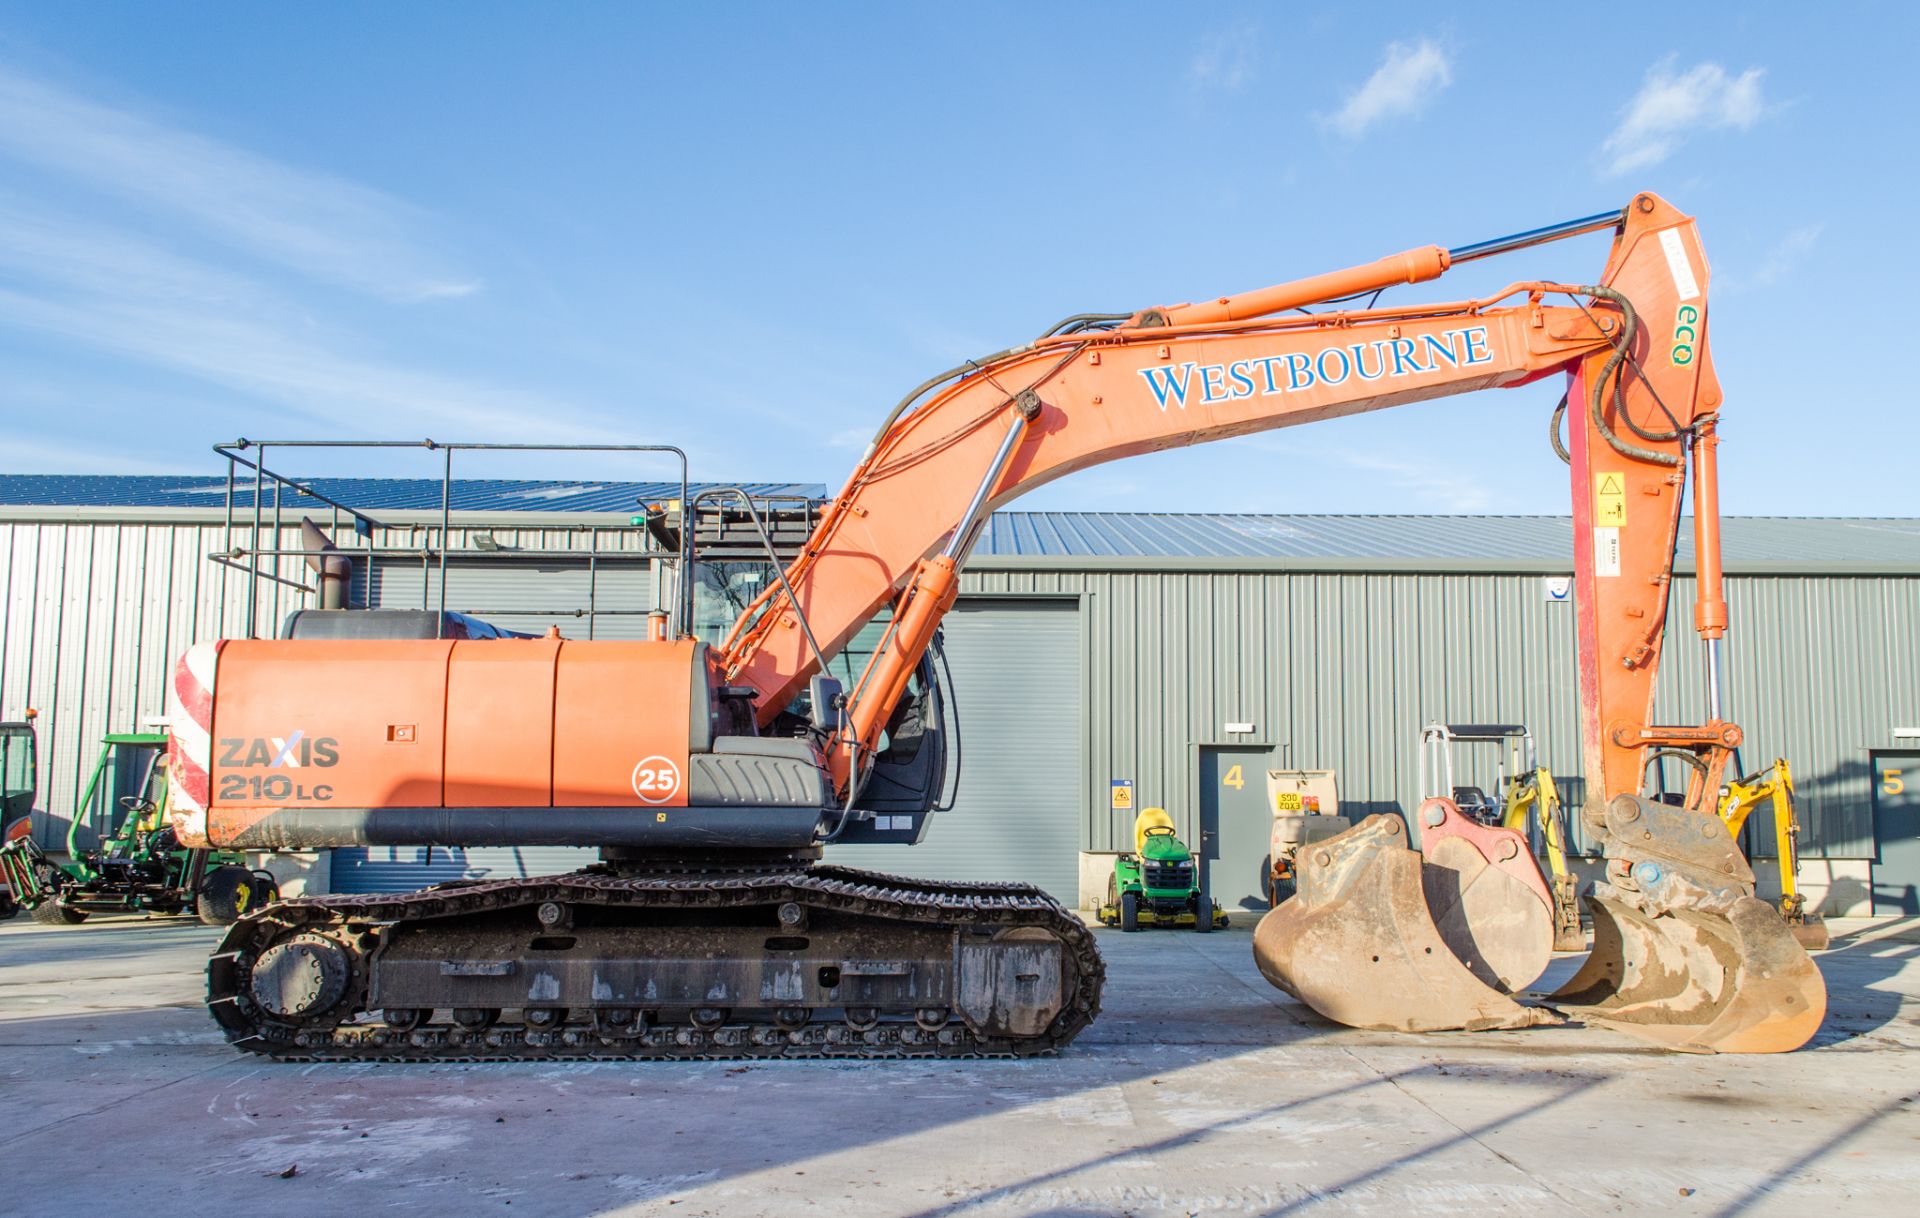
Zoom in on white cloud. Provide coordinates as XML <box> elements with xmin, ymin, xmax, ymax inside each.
<box><xmin>1324</xmin><ymin>40</ymin><xmax>1452</xmax><ymax>138</ymax></box>
<box><xmin>0</xmin><ymin>64</ymin><xmax>477</xmax><ymax>301</ymax></box>
<box><xmin>0</xmin><ymin>436</ymin><xmax>193</xmax><ymax>475</ymax></box>
<box><xmin>0</xmin><ymin>198</ymin><xmax>615</xmax><ymax>443</ymax></box>
<box><xmin>1189</xmin><ymin>25</ymin><xmax>1257</xmax><ymax>93</ymax></box>
<box><xmin>1298</xmin><ymin>445</ymin><xmax>1494</xmax><ymax>512</ymax></box>
<box><xmin>1600</xmin><ymin>59</ymin><xmax>1766</xmax><ymax>175</ymax></box>
<box><xmin>1749</xmin><ymin>224</ymin><xmax>1822</xmax><ymax>286</ymax></box>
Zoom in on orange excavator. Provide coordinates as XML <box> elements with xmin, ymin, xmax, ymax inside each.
<box><xmin>178</xmin><ymin>192</ymin><xmax>1824</xmax><ymax>1060</ymax></box>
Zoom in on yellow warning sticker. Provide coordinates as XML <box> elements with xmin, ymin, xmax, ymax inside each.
<box><xmin>1594</xmin><ymin>472</ymin><xmax>1627</xmax><ymax>527</ymax></box>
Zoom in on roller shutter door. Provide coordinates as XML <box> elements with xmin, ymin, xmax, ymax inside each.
<box><xmin>828</xmin><ymin>598</ymin><xmax>1083</xmax><ymax>901</ymax></box>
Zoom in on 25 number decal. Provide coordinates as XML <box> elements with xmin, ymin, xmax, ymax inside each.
<box><xmin>631</xmin><ymin>755</ymin><xmax>683</xmax><ymax>805</ymax></box>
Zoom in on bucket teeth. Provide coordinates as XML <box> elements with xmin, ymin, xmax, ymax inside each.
<box><xmin>1253</xmin><ymin>814</ymin><xmax>1560</xmax><ymax>1033</ymax></box>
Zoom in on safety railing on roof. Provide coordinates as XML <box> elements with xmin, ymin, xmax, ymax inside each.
<box><xmin>210</xmin><ymin>439</ymin><xmax>691</xmax><ymax>640</ymax></box>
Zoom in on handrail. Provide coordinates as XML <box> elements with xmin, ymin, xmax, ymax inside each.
<box><xmin>211</xmin><ymin>439</ymin><xmax>690</xmax><ymax>639</ymax></box>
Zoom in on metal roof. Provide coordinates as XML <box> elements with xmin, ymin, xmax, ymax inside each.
<box><xmin>973</xmin><ymin>513</ymin><xmax>1920</xmax><ymax>568</ymax></box>
<box><xmin>2</xmin><ymin>476</ymin><xmax>1913</xmax><ymax>570</ymax></box>
<box><xmin>0</xmin><ymin>474</ymin><xmax>825</xmax><ymax>515</ymax></box>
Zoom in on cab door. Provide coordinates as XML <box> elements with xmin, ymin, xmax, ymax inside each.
<box><xmin>0</xmin><ymin>724</ymin><xmax>35</xmax><ymax>834</ymax></box>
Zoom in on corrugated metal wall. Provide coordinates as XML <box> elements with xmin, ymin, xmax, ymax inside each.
<box><xmin>2</xmin><ymin>519</ymin><xmax>250</xmax><ymax>846</ymax></box>
<box><xmin>958</xmin><ymin>566</ymin><xmax>1919</xmax><ymax>860</ymax></box>
<box><xmin>362</xmin><ymin>557</ymin><xmax>655</xmax><ymax>639</ymax></box>
<box><xmin>3</xmin><ymin>509</ymin><xmax>1912</xmax><ymax>866</ymax></box>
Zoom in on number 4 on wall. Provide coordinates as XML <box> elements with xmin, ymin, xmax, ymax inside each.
<box><xmin>1223</xmin><ymin>764</ymin><xmax>1244</xmax><ymax>791</ymax></box>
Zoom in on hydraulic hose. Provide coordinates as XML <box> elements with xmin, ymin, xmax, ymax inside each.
<box><xmin>1575</xmin><ymin>284</ymin><xmax>1683</xmax><ymax>468</ymax></box>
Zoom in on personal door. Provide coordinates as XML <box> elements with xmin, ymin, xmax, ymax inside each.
<box><xmin>1199</xmin><ymin>744</ymin><xmax>1277</xmax><ymax>914</ymax></box>
<box><xmin>1872</xmin><ymin>752</ymin><xmax>1920</xmax><ymax>915</ymax></box>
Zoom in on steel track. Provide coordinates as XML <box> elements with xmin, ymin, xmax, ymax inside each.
<box><xmin>207</xmin><ymin>864</ymin><xmax>1105</xmax><ymax>1062</ymax></box>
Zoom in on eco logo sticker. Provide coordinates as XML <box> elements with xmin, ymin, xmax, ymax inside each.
<box><xmin>1671</xmin><ymin>303</ymin><xmax>1700</xmax><ymax>366</ymax></box>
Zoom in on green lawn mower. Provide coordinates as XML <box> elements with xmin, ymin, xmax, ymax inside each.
<box><xmin>1099</xmin><ymin>807</ymin><xmax>1228</xmax><ymax>931</ymax></box>
<box><xmin>0</xmin><ymin>723</ymin><xmax>277</xmax><ymax>926</ymax></box>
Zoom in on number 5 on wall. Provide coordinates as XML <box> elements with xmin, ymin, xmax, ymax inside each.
<box><xmin>1886</xmin><ymin>769</ymin><xmax>1906</xmax><ymax>796</ymax></box>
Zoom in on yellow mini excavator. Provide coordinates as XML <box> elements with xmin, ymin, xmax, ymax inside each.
<box><xmin>1718</xmin><ymin>759</ymin><xmax>1829</xmax><ymax>951</ymax></box>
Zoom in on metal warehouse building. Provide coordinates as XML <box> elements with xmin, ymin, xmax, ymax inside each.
<box><xmin>3</xmin><ymin>474</ymin><xmax>1917</xmax><ymax>917</ymax></box>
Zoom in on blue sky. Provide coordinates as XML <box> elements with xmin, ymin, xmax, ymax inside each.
<box><xmin>0</xmin><ymin>2</ymin><xmax>1911</xmax><ymax>515</ymax></box>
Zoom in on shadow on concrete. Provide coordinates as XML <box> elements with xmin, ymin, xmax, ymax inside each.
<box><xmin>0</xmin><ymin>915</ymin><xmax>220</xmax><ymax>972</ymax></box>
<box><xmin>2</xmin><ymin>907</ymin><xmax>1909</xmax><ymax>1215</ymax></box>
<box><xmin>1804</xmin><ymin>922</ymin><xmax>1917</xmax><ymax>1048</ymax></box>
<box><xmin>890</xmin><ymin>1063</ymin><xmax>1608</xmax><ymax>1218</ymax></box>
<box><xmin>1706</xmin><ymin>1086</ymin><xmax>1920</xmax><ymax>1217</ymax></box>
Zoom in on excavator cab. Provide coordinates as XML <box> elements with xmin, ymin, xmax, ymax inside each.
<box><xmin>0</xmin><ymin>718</ymin><xmax>35</xmax><ymax>836</ymax></box>
<box><xmin>830</xmin><ymin>646</ymin><xmax>955</xmax><ymax>844</ymax></box>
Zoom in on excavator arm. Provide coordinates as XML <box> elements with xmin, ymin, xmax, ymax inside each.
<box><xmin>728</xmin><ymin>196</ymin><xmax>1708</xmax><ymax>808</ymax></box>
<box><xmin>721</xmin><ymin>192</ymin><xmax>1822</xmax><ymax>1052</ymax></box>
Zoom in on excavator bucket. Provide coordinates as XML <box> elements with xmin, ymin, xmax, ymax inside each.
<box><xmin>1253</xmin><ymin>813</ymin><xmax>1561</xmax><ymax>1033</ymax></box>
<box><xmin>1414</xmin><ymin>798</ymin><xmax>1555</xmax><ymax>991</ymax></box>
<box><xmin>1545</xmin><ymin>796</ymin><xmax>1827</xmax><ymax>1054</ymax></box>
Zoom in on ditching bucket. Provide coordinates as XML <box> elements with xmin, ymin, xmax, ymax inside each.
<box><xmin>1545</xmin><ymin>795</ymin><xmax>1827</xmax><ymax>1054</ymax></box>
<box><xmin>1253</xmin><ymin>814</ymin><xmax>1560</xmax><ymax>1033</ymax></box>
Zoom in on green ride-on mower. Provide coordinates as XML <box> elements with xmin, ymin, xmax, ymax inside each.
<box><xmin>1099</xmin><ymin>807</ymin><xmax>1229</xmax><ymax>931</ymax></box>
<box><xmin>0</xmin><ymin>724</ymin><xmax>278</xmax><ymax>927</ymax></box>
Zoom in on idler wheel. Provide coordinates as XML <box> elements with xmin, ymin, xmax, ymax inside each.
<box><xmin>524</xmin><ymin>1007</ymin><xmax>567</xmax><ymax>1030</ymax></box>
<box><xmin>383</xmin><ymin>1007</ymin><xmax>428</xmax><ymax>1032</ymax></box>
<box><xmin>690</xmin><ymin>1007</ymin><xmax>728</xmax><ymax>1030</ymax></box>
<box><xmin>774</xmin><ymin>1007</ymin><xmax>812</xmax><ymax>1030</ymax></box>
<box><xmin>844</xmin><ymin>1007</ymin><xmax>881</xmax><ymax>1032</ymax></box>
<box><xmin>248</xmin><ymin>934</ymin><xmax>350</xmax><ymax>1019</ymax></box>
<box><xmin>914</xmin><ymin>1008</ymin><xmax>951</xmax><ymax>1032</ymax></box>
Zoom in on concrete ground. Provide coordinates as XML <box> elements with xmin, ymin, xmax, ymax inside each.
<box><xmin>1</xmin><ymin>913</ymin><xmax>1915</xmax><ymax>1218</ymax></box>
